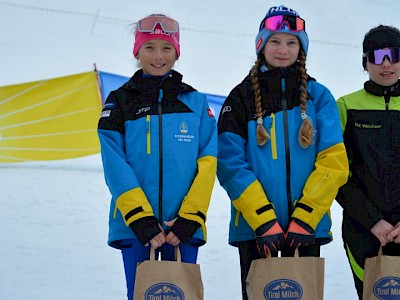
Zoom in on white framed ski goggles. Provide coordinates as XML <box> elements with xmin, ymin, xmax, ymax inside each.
<box><xmin>137</xmin><ymin>15</ymin><xmax>179</xmax><ymax>34</ymax></box>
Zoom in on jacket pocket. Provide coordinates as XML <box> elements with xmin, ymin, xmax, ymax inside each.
<box><xmin>310</xmin><ymin>173</ymin><xmax>329</xmax><ymax>196</ymax></box>
<box><xmin>235</xmin><ymin>210</ymin><xmax>240</xmax><ymax>227</ymax></box>
<box><xmin>113</xmin><ymin>202</ymin><xmax>118</xmax><ymax>219</ymax></box>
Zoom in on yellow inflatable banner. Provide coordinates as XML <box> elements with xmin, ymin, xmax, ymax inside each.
<box><xmin>0</xmin><ymin>72</ymin><xmax>102</xmax><ymax>162</ymax></box>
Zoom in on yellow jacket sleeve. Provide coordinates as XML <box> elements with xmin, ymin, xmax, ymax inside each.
<box><xmin>115</xmin><ymin>188</ymin><xmax>154</xmax><ymax>226</ymax></box>
<box><xmin>232</xmin><ymin>179</ymin><xmax>277</xmax><ymax>230</ymax></box>
<box><xmin>292</xmin><ymin>143</ymin><xmax>349</xmax><ymax>229</ymax></box>
<box><xmin>178</xmin><ymin>155</ymin><xmax>217</xmax><ymax>238</ymax></box>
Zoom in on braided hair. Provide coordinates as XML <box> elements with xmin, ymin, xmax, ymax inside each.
<box><xmin>251</xmin><ymin>56</ymin><xmax>270</xmax><ymax>146</ymax></box>
<box><xmin>251</xmin><ymin>49</ymin><xmax>314</xmax><ymax>148</ymax></box>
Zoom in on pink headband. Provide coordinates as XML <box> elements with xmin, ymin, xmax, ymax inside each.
<box><xmin>133</xmin><ymin>24</ymin><xmax>180</xmax><ymax>57</ymax></box>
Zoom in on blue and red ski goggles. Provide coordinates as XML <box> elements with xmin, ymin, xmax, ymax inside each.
<box><xmin>364</xmin><ymin>48</ymin><xmax>400</xmax><ymax>64</ymax></box>
<box><xmin>261</xmin><ymin>15</ymin><xmax>305</xmax><ymax>32</ymax></box>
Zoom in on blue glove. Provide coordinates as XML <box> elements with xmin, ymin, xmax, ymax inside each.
<box><xmin>255</xmin><ymin>220</ymin><xmax>285</xmax><ymax>257</ymax></box>
<box><xmin>285</xmin><ymin>219</ymin><xmax>315</xmax><ymax>250</ymax></box>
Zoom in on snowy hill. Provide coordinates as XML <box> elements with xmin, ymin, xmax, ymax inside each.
<box><xmin>1</xmin><ymin>0</ymin><xmax>400</xmax><ymax>299</ymax></box>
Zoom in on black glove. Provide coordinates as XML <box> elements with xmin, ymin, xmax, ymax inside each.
<box><xmin>129</xmin><ymin>216</ymin><xmax>162</xmax><ymax>245</ymax></box>
<box><xmin>285</xmin><ymin>219</ymin><xmax>315</xmax><ymax>250</ymax></box>
<box><xmin>255</xmin><ymin>220</ymin><xmax>285</xmax><ymax>257</ymax></box>
<box><xmin>170</xmin><ymin>217</ymin><xmax>199</xmax><ymax>244</ymax></box>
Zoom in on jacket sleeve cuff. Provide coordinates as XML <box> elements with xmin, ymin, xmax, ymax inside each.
<box><xmin>171</xmin><ymin>217</ymin><xmax>199</xmax><ymax>244</ymax></box>
<box><xmin>232</xmin><ymin>180</ymin><xmax>277</xmax><ymax>230</ymax></box>
<box><xmin>129</xmin><ymin>216</ymin><xmax>161</xmax><ymax>245</ymax></box>
<box><xmin>291</xmin><ymin>199</ymin><xmax>326</xmax><ymax>230</ymax></box>
<box><xmin>116</xmin><ymin>187</ymin><xmax>154</xmax><ymax>226</ymax></box>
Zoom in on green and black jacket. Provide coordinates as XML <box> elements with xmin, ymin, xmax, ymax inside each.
<box><xmin>336</xmin><ymin>80</ymin><xmax>400</xmax><ymax>229</ymax></box>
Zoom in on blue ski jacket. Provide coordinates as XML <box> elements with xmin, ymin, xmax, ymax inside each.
<box><xmin>217</xmin><ymin>66</ymin><xmax>348</xmax><ymax>246</ymax></box>
<box><xmin>98</xmin><ymin>70</ymin><xmax>217</xmax><ymax>249</ymax></box>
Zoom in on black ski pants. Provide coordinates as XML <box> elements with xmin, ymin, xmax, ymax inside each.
<box><xmin>342</xmin><ymin>213</ymin><xmax>400</xmax><ymax>300</ymax></box>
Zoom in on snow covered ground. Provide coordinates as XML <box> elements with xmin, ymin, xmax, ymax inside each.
<box><xmin>1</xmin><ymin>0</ymin><xmax>400</xmax><ymax>299</ymax></box>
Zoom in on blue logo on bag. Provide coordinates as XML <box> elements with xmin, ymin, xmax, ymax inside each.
<box><xmin>145</xmin><ymin>283</ymin><xmax>185</xmax><ymax>300</ymax></box>
<box><xmin>373</xmin><ymin>277</ymin><xmax>400</xmax><ymax>300</ymax></box>
<box><xmin>264</xmin><ymin>279</ymin><xmax>303</xmax><ymax>300</ymax></box>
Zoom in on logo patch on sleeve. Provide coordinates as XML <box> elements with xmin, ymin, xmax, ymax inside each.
<box><xmin>101</xmin><ymin>110</ymin><xmax>111</xmax><ymax>118</ymax></box>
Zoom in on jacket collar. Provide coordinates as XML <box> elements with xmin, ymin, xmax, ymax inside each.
<box><xmin>364</xmin><ymin>80</ymin><xmax>400</xmax><ymax>97</ymax></box>
<box><xmin>123</xmin><ymin>69</ymin><xmax>196</xmax><ymax>96</ymax></box>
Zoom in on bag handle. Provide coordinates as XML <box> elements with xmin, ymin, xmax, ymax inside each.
<box><xmin>294</xmin><ymin>248</ymin><xmax>300</xmax><ymax>257</ymax></box>
<box><xmin>150</xmin><ymin>246</ymin><xmax>156</xmax><ymax>261</ymax></box>
<box><xmin>150</xmin><ymin>245</ymin><xmax>182</xmax><ymax>262</ymax></box>
<box><xmin>267</xmin><ymin>248</ymin><xmax>300</xmax><ymax>258</ymax></box>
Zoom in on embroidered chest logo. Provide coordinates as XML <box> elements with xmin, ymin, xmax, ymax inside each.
<box><xmin>354</xmin><ymin>122</ymin><xmax>382</xmax><ymax>129</ymax></box>
<box><xmin>180</xmin><ymin>122</ymin><xmax>188</xmax><ymax>134</ymax></box>
<box><xmin>174</xmin><ymin>122</ymin><xmax>194</xmax><ymax>142</ymax></box>
<box><xmin>137</xmin><ymin>107</ymin><xmax>151</xmax><ymax>115</ymax></box>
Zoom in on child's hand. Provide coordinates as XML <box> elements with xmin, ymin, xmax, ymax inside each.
<box><xmin>370</xmin><ymin>219</ymin><xmax>393</xmax><ymax>246</ymax></box>
<box><xmin>387</xmin><ymin>222</ymin><xmax>400</xmax><ymax>244</ymax></box>
<box><xmin>164</xmin><ymin>218</ymin><xmax>181</xmax><ymax>246</ymax></box>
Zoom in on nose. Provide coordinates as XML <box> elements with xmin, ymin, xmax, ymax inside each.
<box><xmin>277</xmin><ymin>44</ymin><xmax>289</xmax><ymax>54</ymax></box>
<box><xmin>154</xmin><ymin>48</ymin><xmax>163</xmax><ymax>59</ymax></box>
<box><xmin>381</xmin><ymin>56</ymin><xmax>391</xmax><ymax>67</ymax></box>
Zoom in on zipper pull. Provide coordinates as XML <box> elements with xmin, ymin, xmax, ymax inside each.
<box><xmin>158</xmin><ymin>89</ymin><xmax>163</xmax><ymax>103</ymax></box>
<box><xmin>146</xmin><ymin>115</ymin><xmax>150</xmax><ymax>133</ymax></box>
<box><xmin>281</xmin><ymin>78</ymin><xmax>286</xmax><ymax>93</ymax></box>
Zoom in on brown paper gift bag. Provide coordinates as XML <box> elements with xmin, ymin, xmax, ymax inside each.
<box><xmin>133</xmin><ymin>246</ymin><xmax>204</xmax><ymax>300</ymax></box>
<box><xmin>246</xmin><ymin>249</ymin><xmax>325</xmax><ymax>300</ymax></box>
<box><xmin>363</xmin><ymin>247</ymin><xmax>400</xmax><ymax>300</ymax></box>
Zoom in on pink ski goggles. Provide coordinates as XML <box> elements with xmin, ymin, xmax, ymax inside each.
<box><xmin>261</xmin><ymin>15</ymin><xmax>305</xmax><ymax>32</ymax></box>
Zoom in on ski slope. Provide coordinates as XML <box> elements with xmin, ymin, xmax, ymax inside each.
<box><xmin>1</xmin><ymin>0</ymin><xmax>400</xmax><ymax>299</ymax></box>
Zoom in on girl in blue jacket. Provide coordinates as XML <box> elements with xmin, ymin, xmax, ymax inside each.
<box><xmin>217</xmin><ymin>5</ymin><xmax>348</xmax><ymax>299</ymax></box>
<box><xmin>97</xmin><ymin>14</ymin><xmax>217</xmax><ymax>300</ymax></box>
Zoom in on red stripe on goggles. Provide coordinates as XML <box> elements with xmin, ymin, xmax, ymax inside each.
<box><xmin>365</xmin><ymin>48</ymin><xmax>400</xmax><ymax>64</ymax></box>
<box><xmin>137</xmin><ymin>15</ymin><xmax>179</xmax><ymax>33</ymax></box>
<box><xmin>263</xmin><ymin>15</ymin><xmax>305</xmax><ymax>32</ymax></box>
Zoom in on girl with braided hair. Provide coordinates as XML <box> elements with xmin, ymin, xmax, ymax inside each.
<box><xmin>217</xmin><ymin>5</ymin><xmax>348</xmax><ymax>299</ymax></box>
